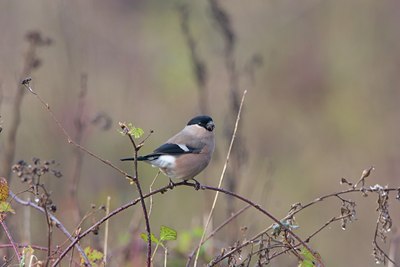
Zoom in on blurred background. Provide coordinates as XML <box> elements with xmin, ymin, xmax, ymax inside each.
<box><xmin>1</xmin><ymin>0</ymin><xmax>400</xmax><ymax>266</ymax></box>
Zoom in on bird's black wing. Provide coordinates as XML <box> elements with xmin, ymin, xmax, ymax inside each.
<box><xmin>153</xmin><ymin>143</ymin><xmax>200</xmax><ymax>155</ymax></box>
<box><xmin>121</xmin><ymin>143</ymin><xmax>201</xmax><ymax>162</ymax></box>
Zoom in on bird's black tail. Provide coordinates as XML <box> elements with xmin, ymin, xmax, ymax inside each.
<box><xmin>120</xmin><ymin>157</ymin><xmax>134</xmax><ymax>161</ymax></box>
<box><xmin>120</xmin><ymin>156</ymin><xmax>147</xmax><ymax>161</ymax></box>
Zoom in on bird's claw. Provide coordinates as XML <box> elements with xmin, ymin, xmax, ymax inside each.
<box><xmin>192</xmin><ymin>178</ymin><xmax>201</xmax><ymax>190</ymax></box>
<box><xmin>168</xmin><ymin>179</ymin><xmax>176</xmax><ymax>189</ymax></box>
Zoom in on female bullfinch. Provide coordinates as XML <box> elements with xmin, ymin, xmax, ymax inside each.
<box><xmin>122</xmin><ymin>115</ymin><xmax>215</xmax><ymax>186</ymax></box>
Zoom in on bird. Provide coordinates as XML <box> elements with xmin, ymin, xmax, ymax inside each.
<box><xmin>121</xmin><ymin>115</ymin><xmax>215</xmax><ymax>188</ymax></box>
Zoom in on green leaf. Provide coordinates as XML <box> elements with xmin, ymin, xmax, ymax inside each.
<box><xmin>0</xmin><ymin>201</ymin><xmax>15</xmax><ymax>214</ymax></box>
<box><xmin>118</xmin><ymin>122</ymin><xmax>144</xmax><ymax>139</ymax></box>
<box><xmin>160</xmin><ymin>225</ymin><xmax>177</xmax><ymax>241</ymax></box>
<box><xmin>298</xmin><ymin>247</ymin><xmax>318</xmax><ymax>267</ymax></box>
<box><xmin>82</xmin><ymin>246</ymin><xmax>104</xmax><ymax>265</ymax></box>
<box><xmin>131</xmin><ymin>127</ymin><xmax>144</xmax><ymax>139</ymax></box>
<box><xmin>298</xmin><ymin>259</ymin><xmax>315</xmax><ymax>267</ymax></box>
<box><xmin>140</xmin><ymin>232</ymin><xmax>159</xmax><ymax>244</ymax></box>
<box><xmin>126</xmin><ymin>123</ymin><xmax>144</xmax><ymax>139</ymax></box>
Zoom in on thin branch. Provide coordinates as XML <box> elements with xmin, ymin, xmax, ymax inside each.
<box><xmin>0</xmin><ymin>219</ymin><xmax>21</xmax><ymax>262</ymax></box>
<box><xmin>193</xmin><ymin>90</ymin><xmax>246</xmax><ymax>267</ymax></box>
<box><xmin>305</xmin><ymin>215</ymin><xmax>351</xmax><ymax>243</ymax></box>
<box><xmin>103</xmin><ymin>196</ymin><xmax>111</xmax><ymax>265</ymax></box>
<box><xmin>288</xmin><ymin>187</ymin><xmax>399</xmax><ymax>220</ymax></box>
<box><xmin>0</xmin><ymin>243</ymin><xmax>49</xmax><ymax>251</ymax></box>
<box><xmin>21</xmin><ymin>79</ymin><xmax>131</xmax><ymax>179</ymax></box>
<box><xmin>137</xmin><ymin>130</ymin><xmax>155</xmax><ymax>149</ymax></box>
<box><xmin>44</xmin><ymin>203</ymin><xmax>53</xmax><ymax>267</ymax></box>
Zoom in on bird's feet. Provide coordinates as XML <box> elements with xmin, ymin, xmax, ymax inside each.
<box><xmin>168</xmin><ymin>178</ymin><xmax>176</xmax><ymax>189</ymax></box>
<box><xmin>192</xmin><ymin>178</ymin><xmax>202</xmax><ymax>190</ymax></box>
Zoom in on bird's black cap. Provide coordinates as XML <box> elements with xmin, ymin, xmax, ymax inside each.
<box><xmin>187</xmin><ymin>115</ymin><xmax>215</xmax><ymax>131</ymax></box>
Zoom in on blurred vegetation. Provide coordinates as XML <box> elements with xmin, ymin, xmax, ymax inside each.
<box><xmin>1</xmin><ymin>0</ymin><xmax>400</xmax><ymax>266</ymax></box>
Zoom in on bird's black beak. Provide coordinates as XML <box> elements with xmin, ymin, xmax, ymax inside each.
<box><xmin>206</xmin><ymin>121</ymin><xmax>215</xmax><ymax>131</ymax></box>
